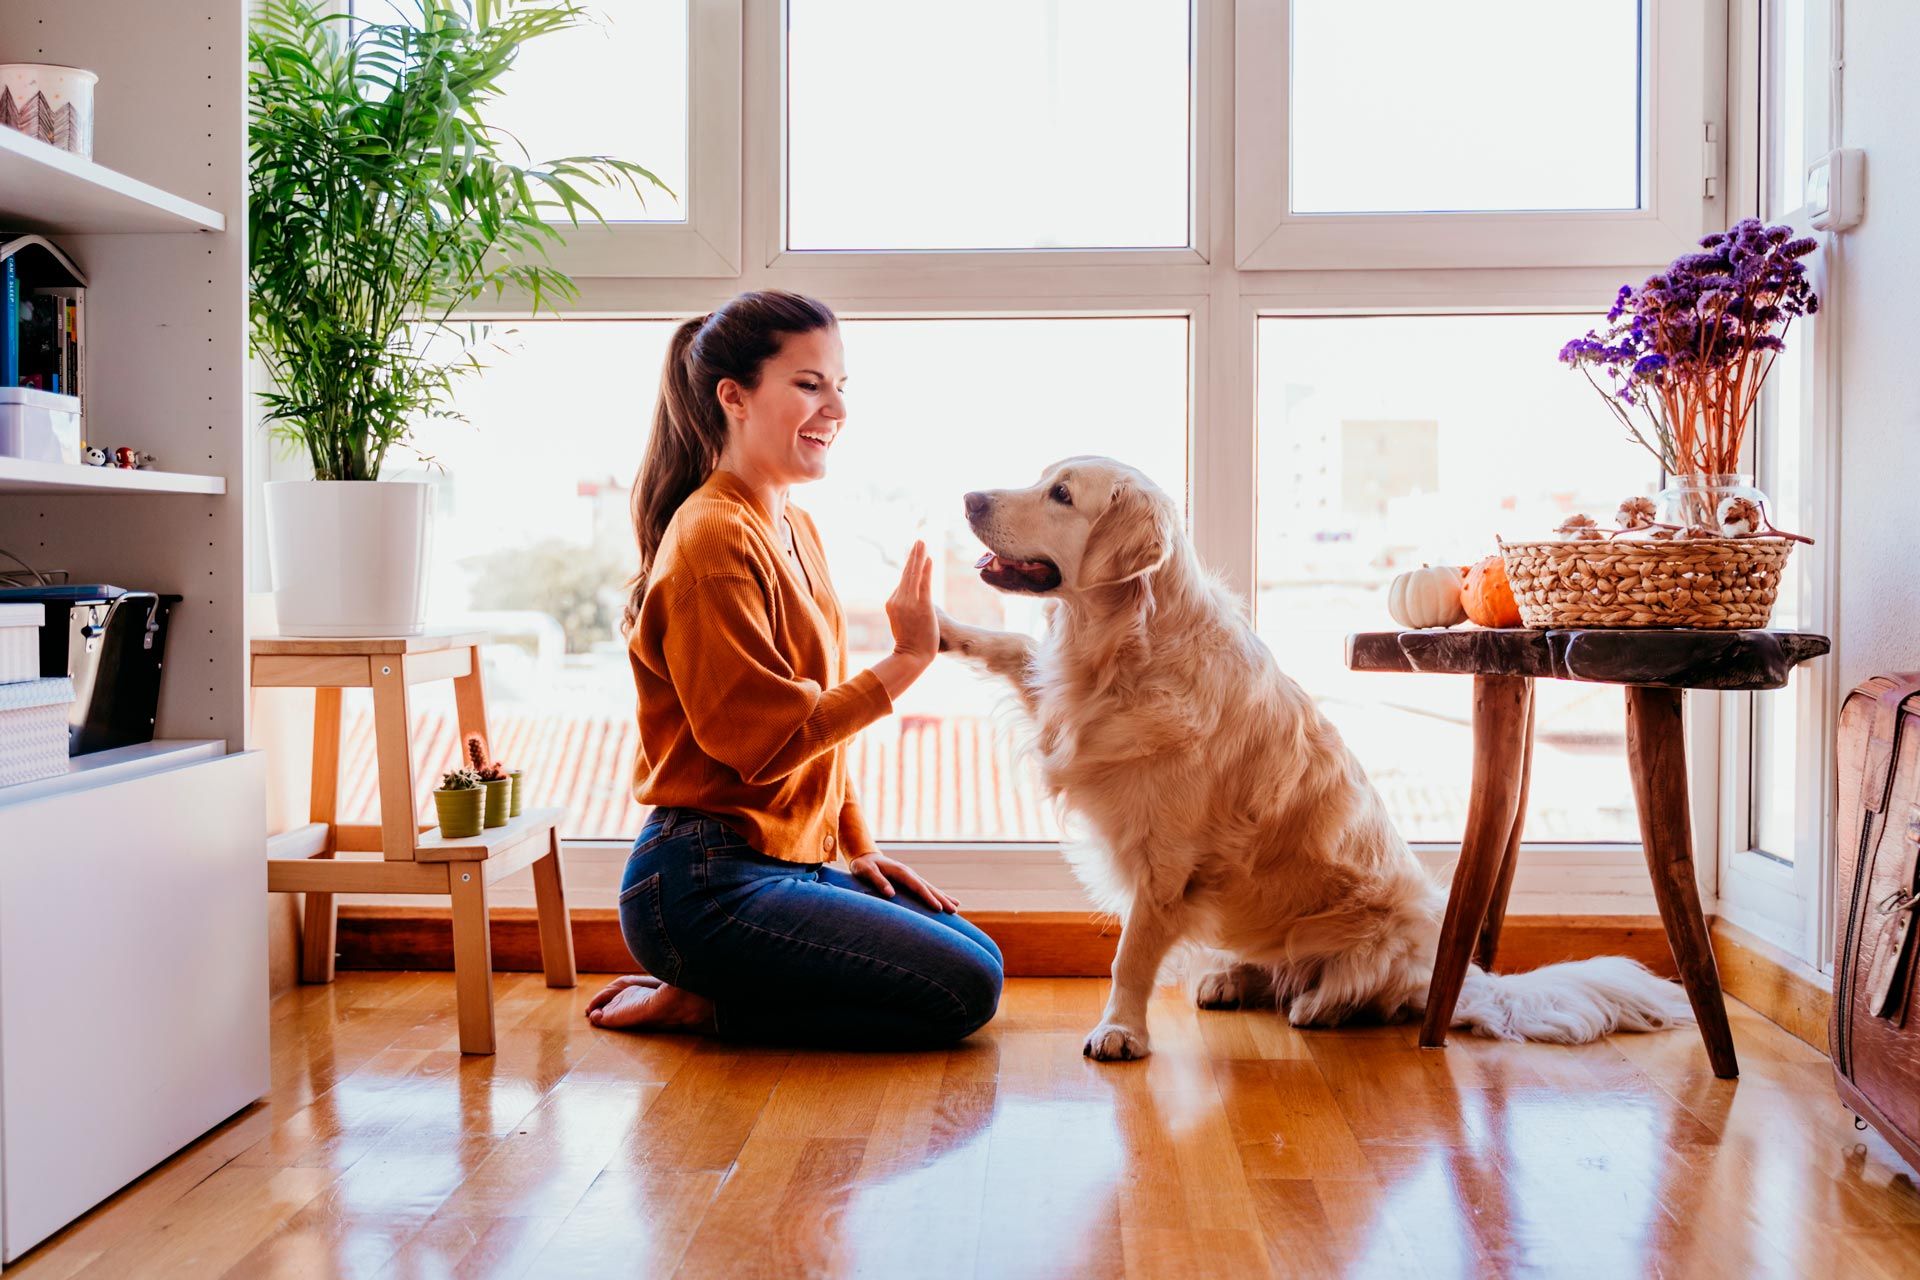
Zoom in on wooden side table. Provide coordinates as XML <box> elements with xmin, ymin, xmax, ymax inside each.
<box><xmin>254</xmin><ymin>631</ymin><xmax>577</xmax><ymax>1054</ymax></box>
<box><xmin>1347</xmin><ymin>627</ymin><xmax>1831</xmax><ymax>1079</ymax></box>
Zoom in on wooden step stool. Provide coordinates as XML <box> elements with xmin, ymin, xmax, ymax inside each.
<box><xmin>256</xmin><ymin>631</ymin><xmax>577</xmax><ymax>1054</ymax></box>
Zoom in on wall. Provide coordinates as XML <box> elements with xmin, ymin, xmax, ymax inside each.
<box><xmin>1832</xmin><ymin>2</ymin><xmax>1920</xmax><ymax>687</ymax></box>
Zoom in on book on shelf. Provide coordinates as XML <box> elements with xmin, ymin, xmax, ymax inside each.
<box><xmin>37</xmin><ymin>286</ymin><xmax>85</xmax><ymax>416</ymax></box>
<box><xmin>2</xmin><ymin>252</ymin><xmax>15</xmax><ymax>388</ymax></box>
<box><xmin>1</xmin><ymin>238</ymin><xmax>86</xmax><ymax>439</ymax></box>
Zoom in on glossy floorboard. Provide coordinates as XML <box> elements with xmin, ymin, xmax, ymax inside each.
<box><xmin>12</xmin><ymin>975</ymin><xmax>1920</xmax><ymax>1279</ymax></box>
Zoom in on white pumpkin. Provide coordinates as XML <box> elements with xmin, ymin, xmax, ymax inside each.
<box><xmin>1387</xmin><ymin>564</ymin><xmax>1467</xmax><ymax>629</ymax></box>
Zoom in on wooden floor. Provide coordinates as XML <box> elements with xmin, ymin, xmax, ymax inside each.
<box><xmin>12</xmin><ymin>975</ymin><xmax>1920</xmax><ymax>1279</ymax></box>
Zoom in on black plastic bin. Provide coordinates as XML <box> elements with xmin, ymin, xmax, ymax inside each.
<box><xmin>0</xmin><ymin>584</ymin><xmax>181</xmax><ymax>755</ymax></box>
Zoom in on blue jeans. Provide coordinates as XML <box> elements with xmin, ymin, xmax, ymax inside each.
<box><xmin>617</xmin><ymin>807</ymin><xmax>1004</xmax><ymax>1048</ymax></box>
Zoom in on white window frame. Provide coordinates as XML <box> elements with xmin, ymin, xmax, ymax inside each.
<box><xmin>756</xmin><ymin>0</ymin><xmax>1211</xmax><ymax>271</ymax></box>
<box><xmin>1714</xmin><ymin>0</ymin><xmax>1839</xmax><ymax>969</ymax></box>
<box><xmin>536</xmin><ymin>0</ymin><xmax>743</xmax><ymax>277</ymax></box>
<box><xmin>436</xmin><ymin>0</ymin><xmax>1754</xmax><ymax>916</ymax></box>
<box><xmin>1233</xmin><ymin>0</ymin><xmax>1721</xmax><ymax>271</ymax></box>
<box><xmin>341</xmin><ymin>0</ymin><xmax>743</xmax><ymax>276</ymax></box>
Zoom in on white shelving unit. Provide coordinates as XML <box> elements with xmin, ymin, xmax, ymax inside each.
<box><xmin>0</xmin><ymin>0</ymin><xmax>266</xmax><ymax>1264</ymax></box>
<box><xmin>0</xmin><ymin>126</ymin><xmax>224</xmax><ymax>234</ymax></box>
<box><xmin>0</xmin><ymin>456</ymin><xmax>225</xmax><ymax>495</ymax></box>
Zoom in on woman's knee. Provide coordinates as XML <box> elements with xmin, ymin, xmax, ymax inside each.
<box><xmin>942</xmin><ymin>945</ymin><xmax>1005</xmax><ymax>1039</ymax></box>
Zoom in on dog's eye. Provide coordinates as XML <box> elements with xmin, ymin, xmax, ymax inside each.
<box><xmin>1049</xmin><ymin>483</ymin><xmax>1072</xmax><ymax>506</ymax></box>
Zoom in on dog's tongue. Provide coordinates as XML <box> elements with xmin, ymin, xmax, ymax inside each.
<box><xmin>975</xmin><ymin>553</ymin><xmax>997</xmax><ymax>570</ymax></box>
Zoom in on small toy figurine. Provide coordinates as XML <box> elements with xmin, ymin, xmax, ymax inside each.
<box><xmin>81</xmin><ymin>446</ymin><xmax>108</xmax><ymax>467</ymax></box>
<box><xmin>112</xmin><ymin>447</ymin><xmax>157</xmax><ymax>470</ymax></box>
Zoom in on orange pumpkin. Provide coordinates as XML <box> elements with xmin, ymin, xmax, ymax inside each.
<box><xmin>1462</xmin><ymin>554</ymin><xmax>1522</xmax><ymax>628</ymax></box>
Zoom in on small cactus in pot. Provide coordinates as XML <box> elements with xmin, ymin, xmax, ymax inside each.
<box><xmin>434</xmin><ymin>768</ymin><xmax>485</xmax><ymax>839</ymax></box>
<box><xmin>466</xmin><ymin>734</ymin><xmax>514</xmax><ymax>828</ymax></box>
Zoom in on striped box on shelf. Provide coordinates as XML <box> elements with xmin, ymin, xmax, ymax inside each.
<box><xmin>0</xmin><ymin>602</ymin><xmax>42</xmax><ymax>684</ymax></box>
<box><xmin>0</xmin><ymin>675</ymin><xmax>69</xmax><ymax>784</ymax></box>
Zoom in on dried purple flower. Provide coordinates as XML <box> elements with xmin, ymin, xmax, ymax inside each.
<box><xmin>1559</xmin><ymin>219</ymin><xmax>1819</xmax><ymax>476</ymax></box>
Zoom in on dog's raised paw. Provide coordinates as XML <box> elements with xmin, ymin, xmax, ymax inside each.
<box><xmin>934</xmin><ymin>609</ymin><xmax>969</xmax><ymax>656</ymax></box>
<box><xmin>1082</xmin><ymin>1022</ymin><xmax>1151</xmax><ymax>1061</ymax></box>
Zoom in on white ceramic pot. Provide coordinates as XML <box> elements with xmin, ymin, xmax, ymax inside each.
<box><xmin>265</xmin><ymin>480</ymin><xmax>433</xmax><ymax>637</ymax></box>
<box><xmin>0</xmin><ymin>64</ymin><xmax>97</xmax><ymax>158</ymax></box>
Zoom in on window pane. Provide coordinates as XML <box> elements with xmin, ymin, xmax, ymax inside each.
<box><xmin>787</xmin><ymin>0</ymin><xmax>1190</xmax><ymax>250</ymax></box>
<box><xmin>1752</xmin><ymin>335</ymin><xmax>1808</xmax><ymax>861</ymax></box>
<box><xmin>487</xmin><ymin>0</ymin><xmax>689</xmax><ymax>222</ymax></box>
<box><xmin>1290</xmin><ymin>0</ymin><xmax>1642</xmax><ymax>214</ymax></box>
<box><xmin>338</xmin><ymin>318</ymin><xmax>1187</xmax><ymax>844</ymax></box>
<box><xmin>1766</xmin><ymin>0</ymin><xmax>1809</xmax><ymax>220</ymax></box>
<box><xmin>339</xmin><ymin>322</ymin><xmax>678</xmax><ymax>842</ymax></box>
<box><xmin>352</xmin><ymin>0</ymin><xmax>689</xmax><ymax>222</ymax></box>
<box><xmin>819</xmin><ymin>318</ymin><xmax>1189</xmax><ymax>840</ymax></box>
<box><xmin>1257</xmin><ymin>316</ymin><xmax>1656</xmax><ymax>842</ymax></box>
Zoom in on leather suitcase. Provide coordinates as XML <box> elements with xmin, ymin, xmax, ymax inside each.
<box><xmin>1833</xmin><ymin>672</ymin><xmax>1920</xmax><ymax>1170</ymax></box>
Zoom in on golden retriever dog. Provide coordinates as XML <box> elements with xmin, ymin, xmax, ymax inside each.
<box><xmin>938</xmin><ymin>457</ymin><xmax>1692</xmax><ymax>1061</ymax></box>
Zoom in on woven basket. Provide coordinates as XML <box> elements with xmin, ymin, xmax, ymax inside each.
<box><xmin>1499</xmin><ymin>537</ymin><xmax>1794</xmax><ymax>629</ymax></box>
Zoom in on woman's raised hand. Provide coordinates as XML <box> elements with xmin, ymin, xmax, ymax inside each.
<box><xmin>885</xmin><ymin>540</ymin><xmax>938</xmax><ymax>667</ymax></box>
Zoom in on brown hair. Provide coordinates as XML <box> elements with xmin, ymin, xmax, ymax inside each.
<box><xmin>621</xmin><ymin>290</ymin><xmax>838</xmax><ymax>633</ymax></box>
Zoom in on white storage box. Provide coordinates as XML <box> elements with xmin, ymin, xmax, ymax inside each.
<box><xmin>0</xmin><ymin>676</ymin><xmax>71</xmax><ymax>785</ymax></box>
<box><xmin>0</xmin><ymin>603</ymin><xmax>42</xmax><ymax>684</ymax></box>
<box><xmin>0</xmin><ymin>387</ymin><xmax>81</xmax><ymax>466</ymax></box>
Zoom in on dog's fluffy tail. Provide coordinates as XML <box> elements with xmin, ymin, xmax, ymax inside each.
<box><xmin>1451</xmin><ymin>957</ymin><xmax>1694</xmax><ymax>1044</ymax></box>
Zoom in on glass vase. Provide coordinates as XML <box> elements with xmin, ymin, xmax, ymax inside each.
<box><xmin>1654</xmin><ymin>473</ymin><xmax>1770</xmax><ymax>536</ymax></box>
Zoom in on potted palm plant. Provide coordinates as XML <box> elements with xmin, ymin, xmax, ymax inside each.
<box><xmin>248</xmin><ymin>0</ymin><xmax>665</xmax><ymax>636</ymax></box>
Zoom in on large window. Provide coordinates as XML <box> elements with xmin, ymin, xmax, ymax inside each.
<box><xmin>487</xmin><ymin>0</ymin><xmax>690</xmax><ymax>222</ymax></box>
<box><xmin>337</xmin><ymin>322</ymin><xmax>676</xmax><ymax>842</ymax></box>
<box><xmin>337</xmin><ymin>318</ymin><xmax>1186</xmax><ymax>842</ymax></box>
<box><xmin>291</xmin><ymin>1</ymin><xmax>1756</xmax><ymax>907</ymax></box>
<box><xmin>1751</xmin><ymin>336</ymin><xmax>1807</xmax><ymax>863</ymax></box>
<box><xmin>1289</xmin><ymin>0</ymin><xmax>1641</xmax><ymax>215</ymax></box>
<box><xmin>1749</xmin><ymin>0</ymin><xmax>1817</xmax><ymax>867</ymax></box>
<box><xmin>1256</xmin><ymin>315</ymin><xmax>1652</xmax><ymax>842</ymax></box>
<box><xmin>1237</xmin><ymin>0</ymin><xmax>1711</xmax><ymax>269</ymax></box>
<box><xmin>1722</xmin><ymin>0</ymin><xmax>1832</xmax><ymax>965</ymax></box>
<box><xmin>816</xmin><ymin>318</ymin><xmax>1188</xmax><ymax>839</ymax></box>
<box><xmin>785</xmin><ymin>0</ymin><xmax>1191</xmax><ymax>251</ymax></box>
<box><xmin>347</xmin><ymin>0</ymin><xmax>738</xmax><ymax>275</ymax></box>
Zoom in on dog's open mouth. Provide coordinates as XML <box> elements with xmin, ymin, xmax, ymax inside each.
<box><xmin>975</xmin><ymin>552</ymin><xmax>1062</xmax><ymax>593</ymax></box>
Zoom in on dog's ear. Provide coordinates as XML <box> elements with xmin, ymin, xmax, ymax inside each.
<box><xmin>1083</xmin><ymin>481</ymin><xmax>1173</xmax><ymax>588</ymax></box>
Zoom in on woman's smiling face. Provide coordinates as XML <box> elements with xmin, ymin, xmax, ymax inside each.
<box><xmin>717</xmin><ymin>326</ymin><xmax>848</xmax><ymax>488</ymax></box>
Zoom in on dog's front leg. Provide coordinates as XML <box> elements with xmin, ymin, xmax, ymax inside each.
<box><xmin>1084</xmin><ymin>901</ymin><xmax>1183</xmax><ymax>1061</ymax></box>
<box><xmin>936</xmin><ymin>609</ymin><xmax>1042</xmax><ymax>715</ymax></box>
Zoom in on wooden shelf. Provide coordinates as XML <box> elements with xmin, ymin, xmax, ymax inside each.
<box><xmin>0</xmin><ymin>739</ymin><xmax>226</xmax><ymax>809</ymax></box>
<box><xmin>0</xmin><ymin>456</ymin><xmax>225</xmax><ymax>495</ymax></box>
<box><xmin>414</xmin><ymin>805</ymin><xmax>564</xmax><ymax>863</ymax></box>
<box><xmin>0</xmin><ymin>126</ymin><xmax>223</xmax><ymax>235</ymax></box>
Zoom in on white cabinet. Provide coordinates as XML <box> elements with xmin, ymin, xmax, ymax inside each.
<box><xmin>0</xmin><ymin>0</ymin><xmax>263</xmax><ymax>1262</ymax></box>
<box><xmin>0</xmin><ymin>750</ymin><xmax>267</xmax><ymax>1261</ymax></box>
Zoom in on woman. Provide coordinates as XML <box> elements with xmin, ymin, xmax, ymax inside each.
<box><xmin>586</xmin><ymin>290</ymin><xmax>1004</xmax><ymax>1047</ymax></box>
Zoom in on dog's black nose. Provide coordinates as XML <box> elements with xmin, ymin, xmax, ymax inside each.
<box><xmin>964</xmin><ymin>491</ymin><xmax>991</xmax><ymax>519</ymax></box>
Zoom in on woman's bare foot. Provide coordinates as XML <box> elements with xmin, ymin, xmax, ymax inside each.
<box><xmin>585</xmin><ymin>974</ymin><xmax>716</xmax><ymax>1033</ymax></box>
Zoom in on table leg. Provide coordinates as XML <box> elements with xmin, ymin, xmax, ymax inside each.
<box><xmin>1624</xmin><ymin>685</ymin><xmax>1739</xmax><ymax>1079</ymax></box>
<box><xmin>532</xmin><ymin>826</ymin><xmax>578</xmax><ymax>989</ymax></box>
<box><xmin>450</xmin><ymin>866</ymin><xmax>497</xmax><ymax>1055</ymax></box>
<box><xmin>453</xmin><ymin>643</ymin><xmax>492</xmax><ymax>761</ymax></box>
<box><xmin>302</xmin><ymin>686</ymin><xmax>343</xmax><ymax>984</ymax></box>
<box><xmin>1422</xmin><ymin>674</ymin><xmax>1533</xmax><ymax>1048</ymax></box>
<box><xmin>1475</xmin><ymin>681</ymin><xmax>1536</xmax><ymax>971</ymax></box>
<box><xmin>371</xmin><ymin>661</ymin><xmax>420</xmax><ymax>861</ymax></box>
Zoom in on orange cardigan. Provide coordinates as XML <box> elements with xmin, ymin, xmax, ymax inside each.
<box><xmin>628</xmin><ymin>469</ymin><xmax>891</xmax><ymax>864</ymax></box>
